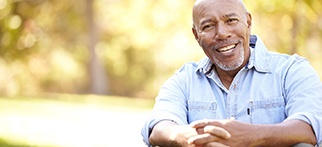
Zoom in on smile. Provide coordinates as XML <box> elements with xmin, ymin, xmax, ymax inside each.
<box><xmin>216</xmin><ymin>44</ymin><xmax>237</xmax><ymax>53</ymax></box>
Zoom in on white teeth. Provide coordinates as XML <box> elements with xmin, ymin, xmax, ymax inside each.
<box><xmin>217</xmin><ymin>44</ymin><xmax>236</xmax><ymax>52</ymax></box>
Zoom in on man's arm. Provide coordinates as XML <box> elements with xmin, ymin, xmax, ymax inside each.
<box><xmin>149</xmin><ymin>120</ymin><xmax>196</xmax><ymax>147</ymax></box>
<box><xmin>189</xmin><ymin>119</ymin><xmax>316</xmax><ymax>147</ymax></box>
<box><xmin>257</xmin><ymin>120</ymin><xmax>316</xmax><ymax>146</ymax></box>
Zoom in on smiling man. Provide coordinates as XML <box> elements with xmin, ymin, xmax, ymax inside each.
<box><xmin>141</xmin><ymin>0</ymin><xmax>322</xmax><ymax>146</ymax></box>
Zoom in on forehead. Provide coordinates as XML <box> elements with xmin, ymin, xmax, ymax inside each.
<box><xmin>193</xmin><ymin>0</ymin><xmax>245</xmax><ymax>22</ymax></box>
<box><xmin>194</xmin><ymin>0</ymin><xmax>244</xmax><ymax>10</ymax></box>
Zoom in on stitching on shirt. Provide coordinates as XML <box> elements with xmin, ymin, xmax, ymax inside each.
<box><xmin>187</xmin><ymin>101</ymin><xmax>217</xmax><ymax>111</ymax></box>
<box><xmin>252</xmin><ymin>98</ymin><xmax>285</xmax><ymax>109</ymax></box>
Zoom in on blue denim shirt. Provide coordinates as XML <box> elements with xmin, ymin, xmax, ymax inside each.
<box><xmin>141</xmin><ymin>35</ymin><xmax>322</xmax><ymax>146</ymax></box>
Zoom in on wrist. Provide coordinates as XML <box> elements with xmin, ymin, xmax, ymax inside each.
<box><xmin>169</xmin><ymin>125</ymin><xmax>189</xmax><ymax>147</ymax></box>
<box><xmin>149</xmin><ymin>120</ymin><xmax>179</xmax><ymax>146</ymax></box>
<box><xmin>248</xmin><ymin>124</ymin><xmax>267</xmax><ymax>147</ymax></box>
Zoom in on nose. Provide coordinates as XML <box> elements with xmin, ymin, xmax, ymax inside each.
<box><xmin>215</xmin><ymin>22</ymin><xmax>230</xmax><ymax>40</ymax></box>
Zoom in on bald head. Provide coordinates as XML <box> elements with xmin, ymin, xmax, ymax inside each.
<box><xmin>192</xmin><ymin>0</ymin><xmax>248</xmax><ymax>27</ymax></box>
<box><xmin>193</xmin><ymin>0</ymin><xmax>246</xmax><ymax>8</ymax></box>
<box><xmin>193</xmin><ymin>0</ymin><xmax>247</xmax><ymax>12</ymax></box>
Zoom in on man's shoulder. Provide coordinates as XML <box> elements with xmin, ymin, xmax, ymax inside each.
<box><xmin>177</xmin><ymin>57</ymin><xmax>210</xmax><ymax>73</ymax></box>
<box><xmin>178</xmin><ymin>61</ymin><xmax>199</xmax><ymax>71</ymax></box>
<box><xmin>264</xmin><ymin>51</ymin><xmax>311</xmax><ymax>76</ymax></box>
<box><xmin>267</xmin><ymin>51</ymin><xmax>307</xmax><ymax>64</ymax></box>
<box><xmin>252</xmin><ymin>35</ymin><xmax>306</xmax><ymax>63</ymax></box>
<box><xmin>251</xmin><ymin>35</ymin><xmax>309</xmax><ymax>72</ymax></box>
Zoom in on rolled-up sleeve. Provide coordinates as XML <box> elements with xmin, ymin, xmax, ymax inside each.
<box><xmin>141</xmin><ymin>67</ymin><xmax>190</xmax><ymax>146</ymax></box>
<box><xmin>283</xmin><ymin>56</ymin><xmax>322</xmax><ymax>146</ymax></box>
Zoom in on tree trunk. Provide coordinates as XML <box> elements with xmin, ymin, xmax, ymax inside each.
<box><xmin>290</xmin><ymin>0</ymin><xmax>300</xmax><ymax>54</ymax></box>
<box><xmin>86</xmin><ymin>0</ymin><xmax>109</xmax><ymax>95</ymax></box>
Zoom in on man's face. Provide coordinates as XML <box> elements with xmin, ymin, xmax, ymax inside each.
<box><xmin>193</xmin><ymin>0</ymin><xmax>252</xmax><ymax>71</ymax></box>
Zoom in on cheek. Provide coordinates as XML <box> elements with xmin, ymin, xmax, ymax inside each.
<box><xmin>233</xmin><ymin>27</ymin><xmax>251</xmax><ymax>47</ymax></box>
<box><xmin>200</xmin><ymin>33</ymin><xmax>215</xmax><ymax>40</ymax></box>
<box><xmin>230</xmin><ymin>22</ymin><xmax>250</xmax><ymax>35</ymax></box>
<box><xmin>198</xmin><ymin>34</ymin><xmax>213</xmax><ymax>47</ymax></box>
<box><xmin>237</xmin><ymin>26</ymin><xmax>251</xmax><ymax>38</ymax></box>
<box><xmin>200</xmin><ymin>44</ymin><xmax>214</xmax><ymax>59</ymax></box>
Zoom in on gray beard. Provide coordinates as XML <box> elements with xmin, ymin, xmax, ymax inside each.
<box><xmin>213</xmin><ymin>47</ymin><xmax>244</xmax><ymax>71</ymax></box>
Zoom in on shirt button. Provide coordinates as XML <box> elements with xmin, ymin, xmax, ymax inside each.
<box><xmin>233</xmin><ymin>84</ymin><xmax>237</xmax><ymax>90</ymax></box>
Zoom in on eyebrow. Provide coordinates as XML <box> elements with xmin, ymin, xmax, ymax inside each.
<box><xmin>200</xmin><ymin>19</ymin><xmax>213</xmax><ymax>27</ymax></box>
<box><xmin>223</xmin><ymin>12</ymin><xmax>239</xmax><ymax>18</ymax></box>
<box><xmin>199</xmin><ymin>13</ymin><xmax>240</xmax><ymax>26</ymax></box>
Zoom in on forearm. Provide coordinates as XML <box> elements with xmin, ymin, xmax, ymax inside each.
<box><xmin>253</xmin><ymin>120</ymin><xmax>316</xmax><ymax>147</ymax></box>
<box><xmin>149</xmin><ymin>120</ymin><xmax>194</xmax><ymax>147</ymax></box>
<box><xmin>149</xmin><ymin>121</ymin><xmax>178</xmax><ymax>146</ymax></box>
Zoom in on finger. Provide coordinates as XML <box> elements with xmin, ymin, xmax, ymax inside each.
<box><xmin>190</xmin><ymin>119</ymin><xmax>211</xmax><ymax>128</ymax></box>
<box><xmin>188</xmin><ymin>133</ymin><xmax>218</xmax><ymax>145</ymax></box>
<box><xmin>204</xmin><ymin>125</ymin><xmax>231</xmax><ymax>139</ymax></box>
<box><xmin>191</xmin><ymin>119</ymin><xmax>224</xmax><ymax>129</ymax></box>
<box><xmin>196</xmin><ymin>127</ymin><xmax>204</xmax><ymax>134</ymax></box>
<box><xmin>204</xmin><ymin>142</ymin><xmax>230</xmax><ymax>147</ymax></box>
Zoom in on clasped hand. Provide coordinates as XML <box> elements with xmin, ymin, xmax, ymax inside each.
<box><xmin>182</xmin><ymin>119</ymin><xmax>255</xmax><ymax>147</ymax></box>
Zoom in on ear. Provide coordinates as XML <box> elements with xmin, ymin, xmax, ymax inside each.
<box><xmin>192</xmin><ymin>26</ymin><xmax>199</xmax><ymax>42</ymax></box>
<box><xmin>246</xmin><ymin>12</ymin><xmax>252</xmax><ymax>29</ymax></box>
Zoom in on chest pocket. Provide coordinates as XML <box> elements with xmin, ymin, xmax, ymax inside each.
<box><xmin>187</xmin><ymin>100</ymin><xmax>217</xmax><ymax>123</ymax></box>
<box><xmin>249</xmin><ymin>97</ymin><xmax>286</xmax><ymax>124</ymax></box>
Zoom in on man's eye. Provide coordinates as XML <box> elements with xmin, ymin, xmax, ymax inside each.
<box><xmin>202</xmin><ymin>24</ymin><xmax>214</xmax><ymax>31</ymax></box>
<box><xmin>227</xmin><ymin>18</ymin><xmax>239</xmax><ymax>24</ymax></box>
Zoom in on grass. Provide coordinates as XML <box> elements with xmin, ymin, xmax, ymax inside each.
<box><xmin>0</xmin><ymin>95</ymin><xmax>154</xmax><ymax>147</ymax></box>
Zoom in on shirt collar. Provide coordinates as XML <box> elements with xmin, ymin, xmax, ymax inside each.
<box><xmin>196</xmin><ymin>57</ymin><xmax>214</xmax><ymax>75</ymax></box>
<box><xmin>196</xmin><ymin>35</ymin><xmax>271</xmax><ymax>75</ymax></box>
<box><xmin>247</xmin><ymin>35</ymin><xmax>271</xmax><ymax>72</ymax></box>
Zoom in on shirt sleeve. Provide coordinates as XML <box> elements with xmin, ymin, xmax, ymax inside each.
<box><xmin>141</xmin><ymin>65</ymin><xmax>190</xmax><ymax>146</ymax></box>
<box><xmin>283</xmin><ymin>55</ymin><xmax>322</xmax><ymax>146</ymax></box>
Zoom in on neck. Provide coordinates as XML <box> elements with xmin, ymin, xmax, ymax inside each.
<box><xmin>215</xmin><ymin>47</ymin><xmax>251</xmax><ymax>89</ymax></box>
<box><xmin>215</xmin><ymin>65</ymin><xmax>242</xmax><ymax>89</ymax></box>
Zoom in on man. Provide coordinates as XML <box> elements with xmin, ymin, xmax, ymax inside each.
<box><xmin>141</xmin><ymin>0</ymin><xmax>322</xmax><ymax>146</ymax></box>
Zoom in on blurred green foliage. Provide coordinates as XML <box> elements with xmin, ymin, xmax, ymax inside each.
<box><xmin>0</xmin><ymin>0</ymin><xmax>321</xmax><ymax>98</ymax></box>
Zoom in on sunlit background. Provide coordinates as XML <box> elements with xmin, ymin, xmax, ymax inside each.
<box><xmin>0</xmin><ymin>0</ymin><xmax>321</xmax><ymax>146</ymax></box>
